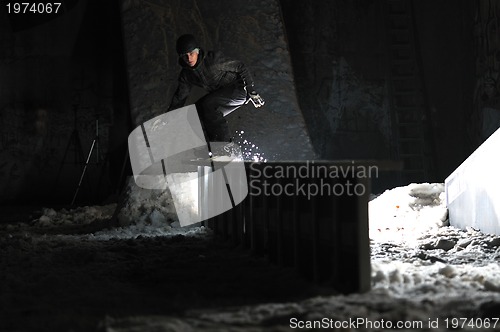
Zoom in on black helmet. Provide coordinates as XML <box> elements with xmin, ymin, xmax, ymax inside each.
<box><xmin>176</xmin><ymin>34</ymin><xmax>198</xmax><ymax>55</ymax></box>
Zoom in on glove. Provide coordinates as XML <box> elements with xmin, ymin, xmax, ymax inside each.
<box><xmin>245</xmin><ymin>88</ymin><xmax>265</xmax><ymax>108</ymax></box>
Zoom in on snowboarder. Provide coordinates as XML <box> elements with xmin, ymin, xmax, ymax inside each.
<box><xmin>167</xmin><ymin>34</ymin><xmax>265</xmax><ymax>142</ymax></box>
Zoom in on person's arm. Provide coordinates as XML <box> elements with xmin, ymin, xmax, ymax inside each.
<box><xmin>213</xmin><ymin>52</ymin><xmax>254</xmax><ymax>88</ymax></box>
<box><xmin>233</xmin><ymin>63</ymin><xmax>265</xmax><ymax>108</ymax></box>
<box><xmin>215</xmin><ymin>52</ymin><xmax>264</xmax><ymax>107</ymax></box>
<box><xmin>168</xmin><ymin>73</ymin><xmax>192</xmax><ymax>112</ymax></box>
<box><xmin>236</xmin><ymin>63</ymin><xmax>255</xmax><ymax>90</ymax></box>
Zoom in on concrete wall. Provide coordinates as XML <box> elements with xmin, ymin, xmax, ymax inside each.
<box><xmin>281</xmin><ymin>0</ymin><xmax>475</xmax><ymax>186</ymax></box>
<box><xmin>280</xmin><ymin>0</ymin><xmax>392</xmax><ymax>161</ymax></box>
<box><xmin>0</xmin><ymin>0</ymin><xmax>486</xmax><ymax>205</ymax></box>
<box><xmin>413</xmin><ymin>0</ymin><xmax>475</xmax><ymax>180</ymax></box>
<box><xmin>120</xmin><ymin>0</ymin><xmax>316</xmax><ymax>161</ymax></box>
<box><xmin>470</xmin><ymin>0</ymin><xmax>500</xmax><ymax>146</ymax></box>
<box><xmin>0</xmin><ymin>1</ymin><xmax>87</xmax><ymax>204</ymax></box>
<box><xmin>0</xmin><ymin>0</ymin><xmax>129</xmax><ymax>205</ymax></box>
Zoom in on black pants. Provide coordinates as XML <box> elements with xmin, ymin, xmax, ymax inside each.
<box><xmin>196</xmin><ymin>83</ymin><xmax>247</xmax><ymax>142</ymax></box>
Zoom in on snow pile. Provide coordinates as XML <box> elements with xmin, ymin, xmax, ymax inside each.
<box><xmin>31</xmin><ymin>200</ymin><xmax>208</xmax><ymax>240</ymax></box>
<box><xmin>360</xmin><ymin>184</ymin><xmax>500</xmax><ymax>330</ymax></box>
<box><xmin>369</xmin><ymin>183</ymin><xmax>448</xmax><ymax>244</ymax></box>
<box><xmin>26</xmin><ymin>181</ymin><xmax>209</xmax><ymax>240</ymax></box>
<box><xmin>3</xmin><ymin>182</ymin><xmax>500</xmax><ymax>331</ymax></box>
<box><xmin>34</xmin><ymin>204</ymin><xmax>117</xmax><ymax>227</ymax></box>
<box><xmin>115</xmin><ymin>180</ymin><xmax>179</xmax><ymax>227</ymax></box>
<box><xmin>369</xmin><ymin>182</ymin><xmax>500</xmax><ymax>300</ymax></box>
<box><xmin>371</xmin><ymin>255</ymin><xmax>500</xmax><ymax>296</ymax></box>
<box><xmin>87</xmin><ymin>222</ymin><xmax>209</xmax><ymax>241</ymax></box>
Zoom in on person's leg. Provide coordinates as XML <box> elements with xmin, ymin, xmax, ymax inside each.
<box><xmin>196</xmin><ymin>84</ymin><xmax>247</xmax><ymax>141</ymax></box>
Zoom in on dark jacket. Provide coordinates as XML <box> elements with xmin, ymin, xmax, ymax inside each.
<box><xmin>168</xmin><ymin>49</ymin><xmax>254</xmax><ymax>111</ymax></box>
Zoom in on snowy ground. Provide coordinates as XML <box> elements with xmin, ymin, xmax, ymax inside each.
<box><xmin>1</xmin><ymin>183</ymin><xmax>500</xmax><ymax>331</ymax></box>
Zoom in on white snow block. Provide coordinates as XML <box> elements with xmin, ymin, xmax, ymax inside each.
<box><xmin>445</xmin><ymin>127</ymin><xmax>500</xmax><ymax>235</ymax></box>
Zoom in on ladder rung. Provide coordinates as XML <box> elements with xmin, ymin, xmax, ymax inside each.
<box><xmin>393</xmin><ymin>91</ymin><xmax>421</xmax><ymax>98</ymax></box>
<box><xmin>399</xmin><ymin>153</ymin><xmax>423</xmax><ymax>158</ymax></box>
<box><xmin>392</xmin><ymin>61</ymin><xmax>416</xmax><ymax>69</ymax></box>
<box><xmin>389</xmin><ymin>26</ymin><xmax>410</xmax><ymax>32</ymax></box>
<box><xmin>395</xmin><ymin>104</ymin><xmax>425</xmax><ymax>110</ymax></box>
<box><xmin>389</xmin><ymin>14</ymin><xmax>410</xmax><ymax>20</ymax></box>
<box><xmin>392</xmin><ymin>74</ymin><xmax>415</xmax><ymax>80</ymax></box>
<box><xmin>399</xmin><ymin>137</ymin><xmax>422</xmax><ymax>142</ymax></box>
<box><xmin>392</xmin><ymin>41</ymin><xmax>411</xmax><ymax>46</ymax></box>
<box><xmin>390</xmin><ymin>31</ymin><xmax>411</xmax><ymax>38</ymax></box>
<box><xmin>402</xmin><ymin>169</ymin><xmax>425</xmax><ymax>174</ymax></box>
<box><xmin>391</xmin><ymin>43</ymin><xmax>411</xmax><ymax>50</ymax></box>
<box><xmin>392</xmin><ymin>78</ymin><xmax>416</xmax><ymax>83</ymax></box>
<box><xmin>398</xmin><ymin>122</ymin><xmax>422</xmax><ymax>126</ymax></box>
<box><xmin>399</xmin><ymin>136</ymin><xmax>422</xmax><ymax>141</ymax></box>
<box><xmin>392</xmin><ymin>54</ymin><xmax>413</xmax><ymax>60</ymax></box>
<box><xmin>393</xmin><ymin>63</ymin><xmax>413</xmax><ymax>70</ymax></box>
<box><xmin>393</xmin><ymin>90</ymin><xmax>418</xmax><ymax>96</ymax></box>
<box><xmin>392</xmin><ymin>56</ymin><xmax>413</xmax><ymax>63</ymax></box>
<box><xmin>395</xmin><ymin>105</ymin><xmax>424</xmax><ymax>110</ymax></box>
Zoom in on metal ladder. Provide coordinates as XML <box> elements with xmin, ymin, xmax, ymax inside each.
<box><xmin>385</xmin><ymin>0</ymin><xmax>435</xmax><ymax>183</ymax></box>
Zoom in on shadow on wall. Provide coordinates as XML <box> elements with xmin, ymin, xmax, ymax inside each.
<box><xmin>323</xmin><ymin>58</ymin><xmax>391</xmax><ymax>159</ymax></box>
<box><xmin>0</xmin><ymin>0</ymin><xmax>131</xmax><ymax>205</ymax></box>
<box><xmin>471</xmin><ymin>0</ymin><xmax>500</xmax><ymax>148</ymax></box>
<box><xmin>279</xmin><ymin>0</ymin><xmax>391</xmax><ymax>161</ymax></box>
